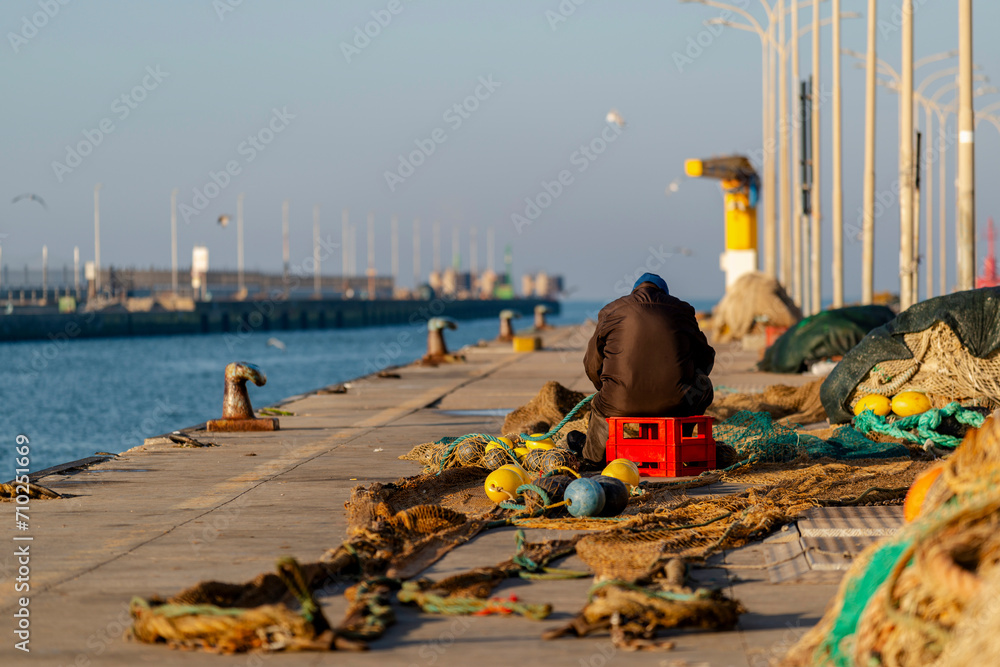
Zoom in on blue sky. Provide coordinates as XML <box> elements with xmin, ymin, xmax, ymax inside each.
<box><xmin>3</xmin><ymin>0</ymin><xmax>1000</xmax><ymax>302</ymax></box>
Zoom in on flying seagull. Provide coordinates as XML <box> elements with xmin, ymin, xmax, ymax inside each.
<box><xmin>605</xmin><ymin>109</ymin><xmax>626</xmax><ymax>128</ymax></box>
<box><xmin>12</xmin><ymin>193</ymin><xmax>46</xmax><ymax>209</ymax></box>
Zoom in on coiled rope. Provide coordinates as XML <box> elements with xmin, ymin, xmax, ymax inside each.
<box><xmin>853</xmin><ymin>402</ymin><xmax>985</xmax><ymax>449</ymax></box>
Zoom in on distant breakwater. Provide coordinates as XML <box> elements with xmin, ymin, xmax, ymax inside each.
<box><xmin>0</xmin><ymin>297</ymin><xmax>559</xmax><ymax>342</ymax></box>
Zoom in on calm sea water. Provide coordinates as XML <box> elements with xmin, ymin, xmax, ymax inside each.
<box><xmin>0</xmin><ymin>298</ymin><xmax>717</xmax><ymax>478</ymax></box>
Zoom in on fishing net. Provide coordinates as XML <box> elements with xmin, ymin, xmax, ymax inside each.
<box><xmin>347</xmin><ymin>468</ymin><xmax>498</xmax><ymax>531</ymax></box>
<box><xmin>501</xmin><ymin>381</ymin><xmax>591</xmax><ymax>438</ymax></box>
<box><xmin>710</xmin><ymin>271</ymin><xmax>802</xmax><ymax>343</ymax></box>
<box><xmin>707</xmin><ymin>379</ymin><xmax>827</xmax><ymax>424</ymax></box>
<box><xmin>759</xmin><ymin>306</ymin><xmax>896</xmax><ymax>374</ymax></box>
<box><xmin>574</xmin><ymin>472</ymin><xmax>833</xmax><ymax>581</ymax></box>
<box><xmin>544</xmin><ymin>558</ymin><xmax>744</xmax><ymax>651</ymax></box>
<box><xmin>821</xmin><ymin>287</ymin><xmax>1000</xmax><ymax>423</ymax></box>
<box><xmin>781</xmin><ymin>411</ymin><xmax>1000</xmax><ymax>667</ymax></box>
<box><xmin>712</xmin><ymin>411</ymin><xmax>910</xmax><ymax>464</ymax></box>
<box><xmin>129</xmin><ymin>557</ymin><xmax>372</xmax><ymax>653</ymax></box>
<box><xmin>844</xmin><ymin>321</ymin><xmax>1000</xmax><ymax>415</ymax></box>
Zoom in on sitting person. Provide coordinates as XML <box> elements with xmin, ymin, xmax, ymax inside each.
<box><xmin>581</xmin><ymin>273</ymin><xmax>715</xmax><ymax>465</ymax></box>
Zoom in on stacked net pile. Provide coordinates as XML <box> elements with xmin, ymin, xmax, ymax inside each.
<box><xmin>710</xmin><ymin>271</ymin><xmax>802</xmax><ymax>343</ymax></box>
<box><xmin>821</xmin><ymin>287</ymin><xmax>1000</xmax><ymax>423</ymax></box>
<box><xmin>781</xmin><ymin>411</ymin><xmax>1000</xmax><ymax>667</ymax></box>
<box><xmin>845</xmin><ymin>321</ymin><xmax>1000</xmax><ymax>414</ymax></box>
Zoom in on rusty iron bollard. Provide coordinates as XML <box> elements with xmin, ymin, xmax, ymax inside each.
<box><xmin>534</xmin><ymin>304</ymin><xmax>550</xmax><ymax>330</ymax></box>
<box><xmin>422</xmin><ymin>317</ymin><xmax>458</xmax><ymax>364</ymax></box>
<box><xmin>206</xmin><ymin>362</ymin><xmax>279</xmax><ymax>432</ymax></box>
<box><xmin>498</xmin><ymin>309</ymin><xmax>521</xmax><ymax>341</ymax></box>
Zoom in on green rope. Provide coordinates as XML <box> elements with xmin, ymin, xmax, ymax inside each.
<box><xmin>853</xmin><ymin>402</ymin><xmax>985</xmax><ymax>448</ymax></box>
<box><xmin>130</xmin><ymin>598</ymin><xmax>247</xmax><ymax>619</ymax></box>
<box><xmin>587</xmin><ymin>579</ymin><xmax>713</xmax><ymax>603</ymax></box>
<box><xmin>499</xmin><ymin>482</ymin><xmax>553</xmax><ymax>513</ymax></box>
<box><xmin>518</xmin><ymin>568</ymin><xmax>591</xmax><ymax>580</ymax></box>
<box><xmin>511</xmin><ymin>528</ymin><xmax>540</xmax><ymax>571</ymax></box>
<box><xmin>434</xmin><ymin>393</ymin><xmax>595</xmax><ymax>473</ymax></box>
<box><xmin>522</xmin><ymin>393</ymin><xmax>595</xmax><ymax>442</ymax></box>
<box><xmin>397</xmin><ymin>582</ymin><xmax>552</xmax><ymax>619</ymax></box>
<box><xmin>275</xmin><ymin>557</ymin><xmax>320</xmax><ymax>624</ymax></box>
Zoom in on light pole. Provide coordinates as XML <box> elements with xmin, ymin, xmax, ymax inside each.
<box><xmin>93</xmin><ymin>183</ymin><xmax>102</xmax><ymax>295</ymax></box>
<box><xmin>876</xmin><ymin>77</ymin><xmax>994</xmax><ymax>298</ymax></box>
<box><xmin>366</xmin><ymin>212</ymin><xmax>376</xmax><ymax>300</ymax></box>
<box><xmin>957</xmin><ymin>0</ymin><xmax>975</xmax><ymax>292</ymax></box>
<box><xmin>703</xmin><ymin>0</ymin><xmax>846</xmax><ymax>297</ymax></box>
<box><xmin>861</xmin><ymin>0</ymin><xmax>877</xmax><ymax>304</ymax></box>
<box><xmin>282</xmin><ymin>200</ymin><xmax>290</xmax><ymax>295</ymax></box>
<box><xmin>810</xmin><ymin>0</ymin><xmax>821</xmax><ymax>315</ymax></box>
<box><xmin>341</xmin><ymin>209</ymin><xmax>349</xmax><ymax>294</ymax></box>
<box><xmin>170</xmin><ymin>188</ymin><xmax>178</xmax><ymax>295</ymax></box>
<box><xmin>830</xmin><ymin>0</ymin><xmax>843</xmax><ymax>307</ymax></box>
<box><xmin>898</xmin><ymin>0</ymin><xmax>914</xmax><ymax>310</ymax></box>
<box><xmin>237</xmin><ymin>192</ymin><xmax>245</xmax><ymax>297</ymax></box>
<box><xmin>391</xmin><ymin>214</ymin><xmax>399</xmax><ymax>287</ymax></box>
<box><xmin>313</xmin><ymin>204</ymin><xmax>321</xmax><ymax>299</ymax></box>
<box><xmin>847</xmin><ymin>48</ymin><xmax>962</xmax><ymax>299</ymax></box>
<box><xmin>412</xmin><ymin>218</ymin><xmax>421</xmax><ymax>289</ymax></box>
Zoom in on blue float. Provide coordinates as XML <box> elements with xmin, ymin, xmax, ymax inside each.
<box><xmin>564</xmin><ymin>477</ymin><xmax>606</xmax><ymax>517</ymax></box>
<box><xmin>592</xmin><ymin>475</ymin><xmax>629</xmax><ymax>517</ymax></box>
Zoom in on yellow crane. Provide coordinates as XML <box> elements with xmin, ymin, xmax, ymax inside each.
<box><xmin>684</xmin><ymin>155</ymin><xmax>760</xmax><ymax>288</ymax></box>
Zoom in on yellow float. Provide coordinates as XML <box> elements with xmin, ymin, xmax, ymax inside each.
<box><xmin>601</xmin><ymin>460</ymin><xmax>641</xmax><ymax>487</ymax></box>
<box><xmin>513</xmin><ymin>447</ymin><xmax>529</xmax><ymax>461</ymax></box>
<box><xmin>498</xmin><ymin>462</ymin><xmax>531</xmax><ymax>484</ymax></box>
<box><xmin>484</xmin><ymin>468</ymin><xmax>524</xmax><ymax>504</ymax></box>
<box><xmin>526</xmin><ymin>434</ymin><xmax>554</xmax><ymax>449</ymax></box>
<box><xmin>853</xmin><ymin>394</ymin><xmax>892</xmax><ymax>417</ymax></box>
<box><xmin>891</xmin><ymin>391</ymin><xmax>931</xmax><ymax>417</ymax></box>
<box><xmin>485</xmin><ymin>436</ymin><xmax>514</xmax><ymax>453</ymax></box>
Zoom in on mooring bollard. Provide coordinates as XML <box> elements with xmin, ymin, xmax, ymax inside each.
<box><xmin>534</xmin><ymin>304</ymin><xmax>550</xmax><ymax>330</ymax></box>
<box><xmin>498</xmin><ymin>309</ymin><xmax>520</xmax><ymax>341</ymax></box>
<box><xmin>423</xmin><ymin>317</ymin><xmax>458</xmax><ymax>364</ymax></box>
<box><xmin>206</xmin><ymin>361</ymin><xmax>279</xmax><ymax>431</ymax></box>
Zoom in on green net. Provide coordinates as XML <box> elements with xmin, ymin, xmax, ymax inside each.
<box><xmin>713</xmin><ymin>411</ymin><xmax>910</xmax><ymax>464</ymax></box>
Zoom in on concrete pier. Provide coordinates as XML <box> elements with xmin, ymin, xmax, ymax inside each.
<box><xmin>0</xmin><ymin>323</ymin><xmax>873</xmax><ymax>666</ymax></box>
<box><xmin>0</xmin><ymin>297</ymin><xmax>557</xmax><ymax>342</ymax></box>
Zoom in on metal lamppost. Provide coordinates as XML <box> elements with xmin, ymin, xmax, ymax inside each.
<box><xmin>313</xmin><ymin>204</ymin><xmax>321</xmax><ymax>299</ymax></box>
<box><xmin>170</xmin><ymin>188</ymin><xmax>179</xmax><ymax>295</ymax></box>
<box><xmin>93</xmin><ymin>183</ymin><xmax>102</xmax><ymax>295</ymax></box>
<box><xmin>957</xmin><ymin>0</ymin><xmax>976</xmax><ymax>292</ymax></box>
<box><xmin>876</xmin><ymin>77</ymin><xmax>994</xmax><ymax>299</ymax></box>
<box><xmin>703</xmin><ymin>0</ymin><xmax>850</xmax><ymax>301</ymax></box>
<box><xmin>237</xmin><ymin>192</ymin><xmax>245</xmax><ymax>296</ymax></box>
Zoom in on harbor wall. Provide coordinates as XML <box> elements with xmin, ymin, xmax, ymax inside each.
<box><xmin>0</xmin><ymin>298</ymin><xmax>559</xmax><ymax>342</ymax></box>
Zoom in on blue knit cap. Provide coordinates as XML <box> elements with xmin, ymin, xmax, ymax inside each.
<box><xmin>633</xmin><ymin>272</ymin><xmax>669</xmax><ymax>294</ymax></box>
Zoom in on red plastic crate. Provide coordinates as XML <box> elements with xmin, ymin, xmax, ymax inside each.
<box><xmin>605</xmin><ymin>415</ymin><xmax>716</xmax><ymax>478</ymax></box>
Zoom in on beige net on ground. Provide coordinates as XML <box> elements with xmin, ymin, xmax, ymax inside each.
<box><xmin>708</xmin><ymin>379</ymin><xmax>827</xmax><ymax>424</ymax></box>
<box><xmin>848</xmin><ymin>321</ymin><xmax>1000</xmax><ymax>412</ymax></box>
